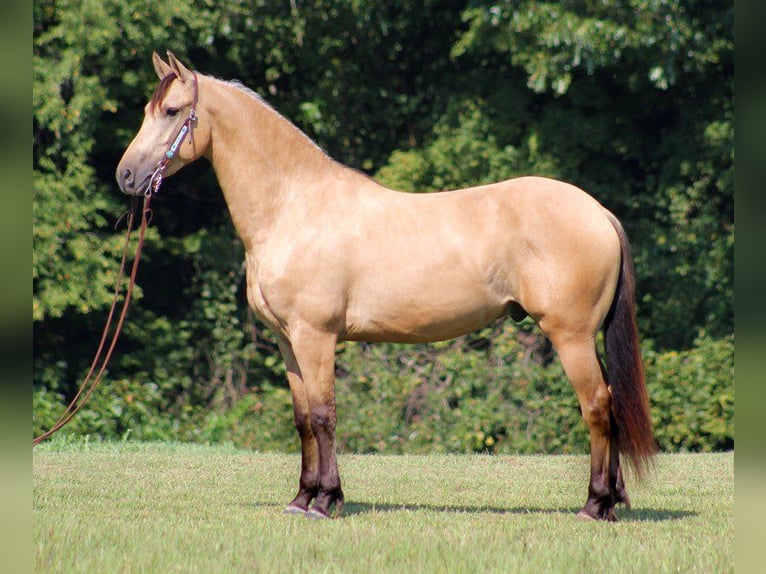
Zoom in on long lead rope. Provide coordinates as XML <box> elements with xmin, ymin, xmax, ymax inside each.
<box><xmin>33</xmin><ymin>71</ymin><xmax>199</xmax><ymax>446</ymax></box>
<box><xmin>33</xmin><ymin>194</ymin><xmax>153</xmax><ymax>446</ymax></box>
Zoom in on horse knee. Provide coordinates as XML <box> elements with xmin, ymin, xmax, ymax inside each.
<box><xmin>293</xmin><ymin>412</ymin><xmax>314</xmax><ymax>438</ymax></box>
<box><xmin>309</xmin><ymin>402</ymin><xmax>336</xmax><ymax>434</ymax></box>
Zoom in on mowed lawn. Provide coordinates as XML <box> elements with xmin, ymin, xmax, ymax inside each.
<box><xmin>33</xmin><ymin>442</ymin><xmax>732</xmax><ymax>573</ymax></box>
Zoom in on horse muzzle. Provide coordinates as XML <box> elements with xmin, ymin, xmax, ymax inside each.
<box><xmin>116</xmin><ymin>162</ymin><xmax>156</xmax><ymax>196</ymax></box>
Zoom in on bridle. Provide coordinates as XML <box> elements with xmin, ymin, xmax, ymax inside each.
<box><xmin>146</xmin><ymin>72</ymin><xmax>200</xmax><ymax>196</ymax></box>
<box><xmin>32</xmin><ymin>72</ymin><xmax>200</xmax><ymax>446</ymax></box>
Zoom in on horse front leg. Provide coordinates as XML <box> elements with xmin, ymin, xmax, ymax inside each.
<box><xmin>282</xmin><ymin>326</ymin><xmax>344</xmax><ymax>519</ymax></box>
<box><xmin>278</xmin><ymin>336</ymin><xmax>320</xmax><ymax>514</ymax></box>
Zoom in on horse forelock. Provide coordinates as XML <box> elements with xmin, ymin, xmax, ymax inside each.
<box><xmin>149</xmin><ymin>73</ymin><xmax>178</xmax><ymax>112</ymax></box>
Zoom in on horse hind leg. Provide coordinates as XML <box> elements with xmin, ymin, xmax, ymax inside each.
<box><xmin>552</xmin><ymin>335</ymin><xmax>629</xmax><ymax>521</ymax></box>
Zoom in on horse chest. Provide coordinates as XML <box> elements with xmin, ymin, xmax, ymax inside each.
<box><xmin>243</xmin><ymin>252</ymin><xmax>286</xmax><ymax>331</ymax></box>
<box><xmin>244</xmin><ymin>247</ymin><xmax>348</xmax><ymax>334</ymax></box>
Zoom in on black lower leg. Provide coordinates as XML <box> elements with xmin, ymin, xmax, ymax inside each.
<box><xmin>579</xmin><ymin>475</ymin><xmax>618</xmax><ymax>521</ymax></box>
<box><xmin>286</xmin><ymin>479</ymin><xmax>319</xmax><ymax>513</ymax></box>
<box><xmin>285</xmin><ymin>418</ymin><xmax>320</xmax><ymax>513</ymax></box>
<box><xmin>306</xmin><ymin>403</ymin><xmax>344</xmax><ymax>518</ymax></box>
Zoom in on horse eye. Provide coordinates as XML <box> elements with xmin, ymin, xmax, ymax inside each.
<box><xmin>166</xmin><ymin>107</ymin><xmax>180</xmax><ymax>117</ymax></box>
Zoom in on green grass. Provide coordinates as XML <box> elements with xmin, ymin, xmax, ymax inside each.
<box><xmin>33</xmin><ymin>440</ymin><xmax>733</xmax><ymax>573</ymax></box>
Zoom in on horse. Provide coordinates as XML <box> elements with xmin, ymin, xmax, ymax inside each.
<box><xmin>117</xmin><ymin>51</ymin><xmax>654</xmax><ymax>521</ymax></box>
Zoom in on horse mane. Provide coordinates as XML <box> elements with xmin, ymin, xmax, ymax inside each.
<box><xmin>223</xmin><ymin>78</ymin><xmax>330</xmax><ymax>158</ymax></box>
<box><xmin>225</xmin><ymin>80</ymin><xmax>270</xmax><ymax>108</ymax></box>
<box><xmin>150</xmin><ymin>70</ymin><xmax>329</xmax><ymax>158</ymax></box>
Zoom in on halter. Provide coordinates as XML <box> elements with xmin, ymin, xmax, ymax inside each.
<box><xmin>146</xmin><ymin>72</ymin><xmax>199</xmax><ymax>195</ymax></box>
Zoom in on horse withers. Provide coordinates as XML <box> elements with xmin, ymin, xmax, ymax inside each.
<box><xmin>117</xmin><ymin>52</ymin><xmax>655</xmax><ymax>521</ymax></box>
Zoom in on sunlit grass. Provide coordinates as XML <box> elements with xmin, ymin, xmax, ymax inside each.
<box><xmin>33</xmin><ymin>440</ymin><xmax>732</xmax><ymax>573</ymax></box>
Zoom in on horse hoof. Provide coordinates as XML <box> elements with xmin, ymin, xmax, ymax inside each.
<box><xmin>576</xmin><ymin>509</ymin><xmax>619</xmax><ymax>522</ymax></box>
<box><xmin>283</xmin><ymin>504</ymin><xmax>308</xmax><ymax>516</ymax></box>
<box><xmin>306</xmin><ymin>507</ymin><xmax>330</xmax><ymax>520</ymax></box>
<box><xmin>576</xmin><ymin>510</ymin><xmax>596</xmax><ymax>522</ymax></box>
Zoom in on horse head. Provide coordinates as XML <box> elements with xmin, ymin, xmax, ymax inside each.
<box><xmin>116</xmin><ymin>51</ymin><xmax>209</xmax><ymax>195</ymax></box>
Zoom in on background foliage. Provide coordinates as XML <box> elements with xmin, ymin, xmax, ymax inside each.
<box><xmin>33</xmin><ymin>0</ymin><xmax>733</xmax><ymax>454</ymax></box>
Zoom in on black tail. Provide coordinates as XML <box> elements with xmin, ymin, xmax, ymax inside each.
<box><xmin>603</xmin><ymin>212</ymin><xmax>656</xmax><ymax>477</ymax></box>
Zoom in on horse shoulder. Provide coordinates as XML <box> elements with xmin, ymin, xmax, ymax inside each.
<box><xmin>247</xmin><ymin>208</ymin><xmax>354</xmax><ymax>334</ymax></box>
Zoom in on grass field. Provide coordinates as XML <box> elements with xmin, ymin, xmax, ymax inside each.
<box><xmin>33</xmin><ymin>441</ymin><xmax>733</xmax><ymax>573</ymax></box>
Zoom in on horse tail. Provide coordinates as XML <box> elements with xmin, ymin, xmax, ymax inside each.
<box><xmin>603</xmin><ymin>211</ymin><xmax>656</xmax><ymax>478</ymax></box>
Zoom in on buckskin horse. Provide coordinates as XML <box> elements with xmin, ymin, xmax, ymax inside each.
<box><xmin>117</xmin><ymin>52</ymin><xmax>654</xmax><ymax>521</ymax></box>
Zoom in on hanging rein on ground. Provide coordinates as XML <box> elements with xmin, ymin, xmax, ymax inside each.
<box><xmin>116</xmin><ymin>51</ymin><xmax>655</xmax><ymax>521</ymax></box>
<box><xmin>32</xmin><ymin>81</ymin><xmax>200</xmax><ymax>446</ymax></box>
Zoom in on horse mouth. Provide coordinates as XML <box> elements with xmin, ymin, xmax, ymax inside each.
<box><xmin>122</xmin><ymin>172</ymin><xmax>153</xmax><ymax>196</ymax></box>
<box><xmin>135</xmin><ymin>173</ymin><xmax>153</xmax><ymax>195</ymax></box>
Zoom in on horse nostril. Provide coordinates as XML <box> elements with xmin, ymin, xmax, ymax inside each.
<box><xmin>121</xmin><ymin>168</ymin><xmax>134</xmax><ymax>189</ymax></box>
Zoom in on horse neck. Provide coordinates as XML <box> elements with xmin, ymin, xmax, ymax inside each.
<box><xmin>202</xmin><ymin>78</ymin><xmax>342</xmax><ymax>251</ymax></box>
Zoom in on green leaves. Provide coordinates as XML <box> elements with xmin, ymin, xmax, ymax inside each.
<box><xmin>32</xmin><ymin>163</ymin><xmax>119</xmax><ymax>321</ymax></box>
<box><xmin>33</xmin><ymin>0</ymin><xmax>732</xmax><ymax>451</ymax></box>
<box><xmin>456</xmin><ymin>1</ymin><xmax>732</xmax><ymax>95</ymax></box>
<box><xmin>376</xmin><ymin>99</ymin><xmax>558</xmax><ymax>192</ymax></box>
<box><xmin>645</xmin><ymin>336</ymin><xmax>734</xmax><ymax>451</ymax></box>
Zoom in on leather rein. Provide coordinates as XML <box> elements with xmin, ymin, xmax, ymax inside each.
<box><xmin>33</xmin><ymin>73</ymin><xmax>199</xmax><ymax>446</ymax></box>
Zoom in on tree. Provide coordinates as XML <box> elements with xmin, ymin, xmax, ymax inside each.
<box><xmin>34</xmin><ymin>0</ymin><xmax>733</xmax><ymax>450</ymax></box>
<box><xmin>379</xmin><ymin>0</ymin><xmax>733</xmax><ymax>348</ymax></box>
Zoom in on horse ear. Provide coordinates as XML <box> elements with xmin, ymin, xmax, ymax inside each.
<box><xmin>152</xmin><ymin>51</ymin><xmax>172</xmax><ymax>79</ymax></box>
<box><xmin>166</xmin><ymin>51</ymin><xmax>195</xmax><ymax>84</ymax></box>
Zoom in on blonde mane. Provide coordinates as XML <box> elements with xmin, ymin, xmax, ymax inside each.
<box><xmin>223</xmin><ymin>78</ymin><xmax>329</xmax><ymax>158</ymax></box>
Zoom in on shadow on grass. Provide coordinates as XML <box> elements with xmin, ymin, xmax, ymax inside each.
<box><xmin>340</xmin><ymin>501</ymin><xmax>696</xmax><ymax>522</ymax></box>
<box><xmin>246</xmin><ymin>500</ymin><xmax>695</xmax><ymax>522</ymax></box>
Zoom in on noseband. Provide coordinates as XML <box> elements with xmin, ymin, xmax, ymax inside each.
<box><xmin>146</xmin><ymin>72</ymin><xmax>199</xmax><ymax>195</ymax></box>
